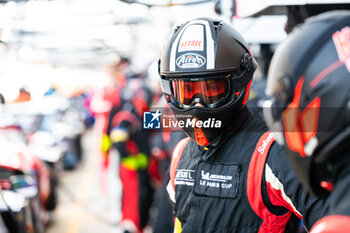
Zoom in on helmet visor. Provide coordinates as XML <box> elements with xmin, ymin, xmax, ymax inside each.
<box><xmin>171</xmin><ymin>79</ymin><xmax>229</xmax><ymax>108</ymax></box>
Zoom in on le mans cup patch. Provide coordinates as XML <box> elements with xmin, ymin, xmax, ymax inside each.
<box><xmin>178</xmin><ymin>24</ymin><xmax>204</xmax><ymax>52</ymax></box>
<box><xmin>143</xmin><ymin>110</ymin><xmax>161</xmax><ymax>129</ymax></box>
<box><xmin>194</xmin><ymin>161</ymin><xmax>240</xmax><ymax>199</ymax></box>
<box><xmin>176</xmin><ymin>53</ymin><xmax>206</xmax><ymax>69</ymax></box>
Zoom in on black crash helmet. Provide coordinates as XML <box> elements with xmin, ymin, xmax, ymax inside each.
<box><xmin>159</xmin><ymin>18</ymin><xmax>256</xmax><ymax>146</ymax></box>
<box><xmin>264</xmin><ymin>10</ymin><xmax>350</xmax><ymax>198</ymax></box>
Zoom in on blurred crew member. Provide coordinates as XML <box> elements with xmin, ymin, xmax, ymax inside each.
<box><xmin>100</xmin><ymin>57</ymin><xmax>131</xmax><ymax>167</ymax></box>
<box><xmin>87</xmin><ymin>57</ymin><xmax>130</xmax><ymax>175</ymax></box>
<box><xmin>109</xmin><ymin>78</ymin><xmax>154</xmax><ymax>233</ymax></box>
<box><xmin>264</xmin><ymin>11</ymin><xmax>350</xmax><ymax>233</ymax></box>
<box><xmin>14</xmin><ymin>87</ymin><xmax>31</xmax><ymax>103</ymax></box>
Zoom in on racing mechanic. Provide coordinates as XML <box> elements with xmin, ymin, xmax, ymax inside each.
<box><xmin>264</xmin><ymin>11</ymin><xmax>350</xmax><ymax>233</ymax></box>
<box><xmin>158</xmin><ymin>17</ymin><xmax>327</xmax><ymax>233</ymax></box>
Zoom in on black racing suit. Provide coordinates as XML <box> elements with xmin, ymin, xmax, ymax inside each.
<box><xmin>167</xmin><ymin>110</ymin><xmax>326</xmax><ymax>233</ymax></box>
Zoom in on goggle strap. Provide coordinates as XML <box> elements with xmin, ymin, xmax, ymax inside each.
<box><xmin>230</xmin><ymin>70</ymin><xmax>253</xmax><ymax>90</ymax></box>
<box><xmin>160</xmin><ymin>79</ymin><xmax>172</xmax><ymax>95</ymax></box>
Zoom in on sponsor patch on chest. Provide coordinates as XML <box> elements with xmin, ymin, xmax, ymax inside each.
<box><xmin>175</xmin><ymin>169</ymin><xmax>195</xmax><ymax>186</ymax></box>
<box><xmin>194</xmin><ymin>161</ymin><xmax>240</xmax><ymax>199</ymax></box>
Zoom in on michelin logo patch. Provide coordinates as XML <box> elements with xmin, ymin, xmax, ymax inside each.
<box><xmin>194</xmin><ymin>161</ymin><xmax>240</xmax><ymax>199</ymax></box>
<box><xmin>176</xmin><ymin>53</ymin><xmax>206</xmax><ymax>69</ymax></box>
<box><xmin>143</xmin><ymin>110</ymin><xmax>161</xmax><ymax>129</ymax></box>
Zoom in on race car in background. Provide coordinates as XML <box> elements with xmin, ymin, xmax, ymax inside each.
<box><xmin>0</xmin><ymin>125</ymin><xmax>53</xmax><ymax>233</ymax></box>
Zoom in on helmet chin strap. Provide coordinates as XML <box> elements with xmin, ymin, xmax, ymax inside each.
<box><xmin>205</xmin><ymin>107</ymin><xmax>250</xmax><ymax>149</ymax></box>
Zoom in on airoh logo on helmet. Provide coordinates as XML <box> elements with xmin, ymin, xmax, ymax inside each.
<box><xmin>176</xmin><ymin>53</ymin><xmax>206</xmax><ymax>69</ymax></box>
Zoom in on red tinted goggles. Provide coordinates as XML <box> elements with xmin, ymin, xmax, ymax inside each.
<box><xmin>171</xmin><ymin>79</ymin><xmax>229</xmax><ymax>108</ymax></box>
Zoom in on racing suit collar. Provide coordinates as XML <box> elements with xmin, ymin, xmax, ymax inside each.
<box><xmin>199</xmin><ymin>108</ymin><xmax>252</xmax><ymax>160</ymax></box>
